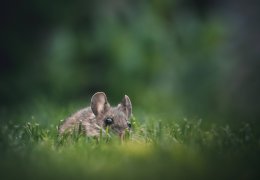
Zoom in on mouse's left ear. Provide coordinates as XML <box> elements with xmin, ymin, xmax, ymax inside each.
<box><xmin>91</xmin><ymin>92</ymin><xmax>110</xmax><ymax>116</ymax></box>
<box><xmin>119</xmin><ymin>95</ymin><xmax>132</xmax><ymax>118</ymax></box>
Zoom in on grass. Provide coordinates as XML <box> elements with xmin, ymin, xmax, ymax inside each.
<box><xmin>0</xmin><ymin>107</ymin><xmax>260</xmax><ymax>180</ymax></box>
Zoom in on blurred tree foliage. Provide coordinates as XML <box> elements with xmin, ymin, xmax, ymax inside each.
<box><xmin>0</xmin><ymin>0</ymin><xmax>259</xmax><ymax>123</ymax></box>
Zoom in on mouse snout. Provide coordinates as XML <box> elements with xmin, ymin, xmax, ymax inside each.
<box><xmin>118</xmin><ymin>127</ymin><xmax>131</xmax><ymax>141</ymax></box>
<box><xmin>119</xmin><ymin>132</ymin><xmax>124</xmax><ymax>141</ymax></box>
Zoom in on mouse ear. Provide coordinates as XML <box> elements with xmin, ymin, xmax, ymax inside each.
<box><xmin>91</xmin><ymin>92</ymin><xmax>109</xmax><ymax>116</ymax></box>
<box><xmin>119</xmin><ymin>95</ymin><xmax>132</xmax><ymax>118</ymax></box>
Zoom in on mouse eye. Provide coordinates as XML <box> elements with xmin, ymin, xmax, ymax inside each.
<box><xmin>105</xmin><ymin>118</ymin><xmax>113</xmax><ymax>126</ymax></box>
<box><xmin>127</xmin><ymin>121</ymin><xmax>131</xmax><ymax>128</ymax></box>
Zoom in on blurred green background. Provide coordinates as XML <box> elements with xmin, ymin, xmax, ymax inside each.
<box><xmin>1</xmin><ymin>0</ymin><xmax>260</xmax><ymax>124</ymax></box>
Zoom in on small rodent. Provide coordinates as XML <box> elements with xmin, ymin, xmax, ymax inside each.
<box><xmin>58</xmin><ymin>92</ymin><xmax>132</xmax><ymax>139</ymax></box>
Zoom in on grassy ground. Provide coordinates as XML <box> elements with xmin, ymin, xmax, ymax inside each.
<box><xmin>0</xmin><ymin>104</ymin><xmax>260</xmax><ymax>180</ymax></box>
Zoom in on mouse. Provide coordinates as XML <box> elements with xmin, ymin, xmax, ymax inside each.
<box><xmin>58</xmin><ymin>92</ymin><xmax>132</xmax><ymax>139</ymax></box>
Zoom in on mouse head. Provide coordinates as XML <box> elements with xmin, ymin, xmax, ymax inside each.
<box><xmin>91</xmin><ymin>92</ymin><xmax>132</xmax><ymax>138</ymax></box>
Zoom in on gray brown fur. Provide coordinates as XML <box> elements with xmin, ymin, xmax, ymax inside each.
<box><xmin>58</xmin><ymin>92</ymin><xmax>132</xmax><ymax>137</ymax></box>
